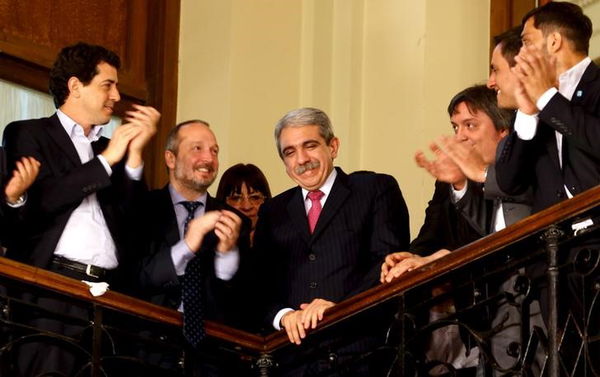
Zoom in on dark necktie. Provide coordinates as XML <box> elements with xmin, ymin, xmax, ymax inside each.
<box><xmin>307</xmin><ymin>190</ymin><xmax>324</xmax><ymax>233</ymax></box>
<box><xmin>180</xmin><ymin>201</ymin><xmax>205</xmax><ymax>347</ymax></box>
<box><xmin>181</xmin><ymin>201</ymin><xmax>202</xmax><ymax>235</ymax></box>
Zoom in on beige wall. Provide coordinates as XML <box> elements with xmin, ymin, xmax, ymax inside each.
<box><xmin>178</xmin><ymin>0</ymin><xmax>491</xmax><ymax>238</ymax></box>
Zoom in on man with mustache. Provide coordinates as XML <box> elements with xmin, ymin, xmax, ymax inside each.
<box><xmin>253</xmin><ymin>107</ymin><xmax>410</xmax><ymax>376</ymax></box>
<box><xmin>2</xmin><ymin>42</ymin><xmax>159</xmax><ymax>376</ymax></box>
<box><xmin>132</xmin><ymin>120</ymin><xmax>248</xmax><ymax>374</ymax></box>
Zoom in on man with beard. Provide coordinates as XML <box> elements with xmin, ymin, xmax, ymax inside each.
<box><xmin>495</xmin><ymin>2</ymin><xmax>600</xmax><ymax>368</ymax></box>
<box><xmin>133</xmin><ymin>120</ymin><xmax>248</xmax><ymax>375</ymax></box>
<box><xmin>253</xmin><ymin>107</ymin><xmax>410</xmax><ymax>376</ymax></box>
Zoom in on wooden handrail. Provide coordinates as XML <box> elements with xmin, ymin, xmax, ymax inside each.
<box><xmin>2</xmin><ymin>184</ymin><xmax>600</xmax><ymax>355</ymax></box>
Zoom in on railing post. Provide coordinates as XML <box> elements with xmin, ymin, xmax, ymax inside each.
<box><xmin>255</xmin><ymin>352</ymin><xmax>275</xmax><ymax>377</ymax></box>
<box><xmin>542</xmin><ymin>225</ymin><xmax>563</xmax><ymax>377</ymax></box>
<box><xmin>91</xmin><ymin>305</ymin><xmax>103</xmax><ymax>377</ymax></box>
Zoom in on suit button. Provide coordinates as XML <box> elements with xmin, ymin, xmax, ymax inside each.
<box><xmin>309</xmin><ymin>282</ymin><xmax>317</xmax><ymax>289</ymax></box>
<box><xmin>308</xmin><ymin>254</ymin><xmax>316</xmax><ymax>261</ymax></box>
<box><xmin>556</xmin><ymin>190</ymin><xmax>565</xmax><ymax>198</ymax></box>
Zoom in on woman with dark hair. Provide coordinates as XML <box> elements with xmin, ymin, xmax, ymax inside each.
<box><xmin>216</xmin><ymin>163</ymin><xmax>271</xmax><ymax>243</ymax></box>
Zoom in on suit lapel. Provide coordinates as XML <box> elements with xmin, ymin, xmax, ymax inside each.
<box><xmin>310</xmin><ymin>169</ymin><xmax>350</xmax><ymax>242</ymax></box>
<box><xmin>45</xmin><ymin>114</ymin><xmax>82</xmax><ymax>167</ymax></box>
<box><xmin>161</xmin><ymin>186</ymin><xmax>181</xmax><ymax>245</ymax></box>
<box><xmin>571</xmin><ymin>62</ymin><xmax>599</xmax><ymax>106</ymax></box>
<box><xmin>287</xmin><ymin>188</ymin><xmax>311</xmax><ymax>244</ymax></box>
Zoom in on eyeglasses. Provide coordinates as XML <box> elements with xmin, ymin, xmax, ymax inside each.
<box><xmin>226</xmin><ymin>193</ymin><xmax>265</xmax><ymax>205</ymax></box>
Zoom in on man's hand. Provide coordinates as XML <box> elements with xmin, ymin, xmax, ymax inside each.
<box><xmin>513</xmin><ymin>79</ymin><xmax>539</xmax><ymax>115</ymax></box>
<box><xmin>124</xmin><ymin>105</ymin><xmax>160</xmax><ymax>168</ymax></box>
<box><xmin>435</xmin><ymin>135</ymin><xmax>488</xmax><ymax>183</ymax></box>
<box><xmin>280</xmin><ymin>298</ymin><xmax>335</xmax><ymax>345</ymax></box>
<box><xmin>184</xmin><ymin>210</ymin><xmax>222</xmax><ymax>252</ymax></box>
<box><xmin>280</xmin><ymin>310</ymin><xmax>306</xmax><ymax>345</ymax></box>
<box><xmin>380</xmin><ymin>249</ymin><xmax>451</xmax><ymax>283</ymax></box>
<box><xmin>299</xmin><ymin>298</ymin><xmax>334</xmax><ymax>330</ymax></box>
<box><xmin>4</xmin><ymin>157</ymin><xmax>40</xmax><ymax>204</ymax></box>
<box><xmin>415</xmin><ymin>141</ymin><xmax>467</xmax><ymax>188</ymax></box>
<box><xmin>100</xmin><ymin>124</ymin><xmax>141</xmax><ymax>166</ymax></box>
<box><xmin>215</xmin><ymin>210</ymin><xmax>242</xmax><ymax>252</ymax></box>
<box><xmin>513</xmin><ymin>46</ymin><xmax>558</xmax><ymax>108</ymax></box>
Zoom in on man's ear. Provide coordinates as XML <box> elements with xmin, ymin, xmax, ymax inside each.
<box><xmin>548</xmin><ymin>32</ymin><xmax>562</xmax><ymax>53</ymax></box>
<box><xmin>67</xmin><ymin>77</ymin><xmax>82</xmax><ymax>100</ymax></box>
<box><xmin>329</xmin><ymin>137</ymin><xmax>340</xmax><ymax>159</ymax></box>
<box><xmin>165</xmin><ymin>150</ymin><xmax>176</xmax><ymax>170</ymax></box>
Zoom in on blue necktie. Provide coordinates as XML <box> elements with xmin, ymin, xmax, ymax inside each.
<box><xmin>180</xmin><ymin>201</ymin><xmax>205</xmax><ymax>347</ymax></box>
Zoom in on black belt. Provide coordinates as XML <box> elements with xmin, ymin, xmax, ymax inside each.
<box><xmin>51</xmin><ymin>256</ymin><xmax>109</xmax><ymax>279</ymax></box>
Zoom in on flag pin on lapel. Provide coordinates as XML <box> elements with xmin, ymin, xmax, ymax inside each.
<box><xmin>576</xmin><ymin>90</ymin><xmax>583</xmax><ymax>97</ymax></box>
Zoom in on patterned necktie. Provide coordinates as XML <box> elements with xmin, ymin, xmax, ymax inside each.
<box><xmin>307</xmin><ymin>190</ymin><xmax>324</xmax><ymax>233</ymax></box>
<box><xmin>181</xmin><ymin>201</ymin><xmax>202</xmax><ymax>235</ymax></box>
<box><xmin>180</xmin><ymin>201</ymin><xmax>205</xmax><ymax>347</ymax></box>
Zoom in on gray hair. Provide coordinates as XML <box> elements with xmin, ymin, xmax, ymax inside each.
<box><xmin>274</xmin><ymin>107</ymin><xmax>335</xmax><ymax>159</ymax></box>
<box><xmin>165</xmin><ymin>119</ymin><xmax>210</xmax><ymax>154</ymax></box>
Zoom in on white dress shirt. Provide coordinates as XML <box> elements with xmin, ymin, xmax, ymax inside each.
<box><xmin>53</xmin><ymin>110</ymin><xmax>142</xmax><ymax>269</ymax></box>
<box><xmin>513</xmin><ymin>57</ymin><xmax>592</xmax><ymax>199</ymax></box>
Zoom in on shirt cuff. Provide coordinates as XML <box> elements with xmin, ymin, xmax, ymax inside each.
<box><xmin>96</xmin><ymin>154</ymin><xmax>113</xmax><ymax>176</ymax></box>
<box><xmin>125</xmin><ymin>162</ymin><xmax>144</xmax><ymax>181</ymax></box>
<box><xmin>514</xmin><ymin>110</ymin><xmax>539</xmax><ymax>140</ymax></box>
<box><xmin>536</xmin><ymin>87</ymin><xmax>558</xmax><ymax>111</ymax></box>
<box><xmin>6</xmin><ymin>193</ymin><xmax>27</xmax><ymax>208</ymax></box>
<box><xmin>214</xmin><ymin>247</ymin><xmax>240</xmax><ymax>281</ymax></box>
<box><xmin>171</xmin><ymin>241</ymin><xmax>196</xmax><ymax>276</ymax></box>
<box><xmin>273</xmin><ymin>308</ymin><xmax>294</xmax><ymax>330</ymax></box>
<box><xmin>450</xmin><ymin>181</ymin><xmax>468</xmax><ymax>203</ymax></box>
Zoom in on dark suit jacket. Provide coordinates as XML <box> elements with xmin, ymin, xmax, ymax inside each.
<box><xmin>133</xmin><ymin>186</ymin><xmax>250</xmax><ymax>328</ymax></box>
<box><xmin>254</xmin><ymin>168</ymin><xmax>410</xmax><ymax>323</ymax></box>
<box><xmin>409</xmin><ymin>180</ymin><xmax>486</xmax><ymax>256</ymax></box>
<box><xmin>2</xmin><ymin>114</ymin><xmax>138</xmax><ymax>281</ymax></box>
<box><xmin>496</xmin><ymin>62</ymin><xmax>600</xmax><ymax>213</ymax></box>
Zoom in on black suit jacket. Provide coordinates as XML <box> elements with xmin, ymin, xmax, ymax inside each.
<box><xmin>496</xmin><ymin>62</ymin><xmax>600</xmax><ymax>212</ymax></box>
<box><xmin>133</xmin><ymin>186</ymin><xmax>250</xmax><ymax>327</ymax></box>
<box><xmin>409</xmin><ymin>180</ymin><xmax>486</xmax><ymax>256</ymax></box>
<box><xmin>254</xmin><ymin>168</ymin><xmax>410</xmax><ymax>323</ymax></box>
<box><xmin>2</xmin><ymin>114</ymin><xmax>138</xmax><ymax>278</ymax></box>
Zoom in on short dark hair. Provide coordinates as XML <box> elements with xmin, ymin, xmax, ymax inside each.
<box><xmin>216</xmin><ymin>163</ymin><xmax>272</xmax><ymax>201</ymax></box>
<box><xmin>165</xmin><ymin>119</ymin><xmax>211</xmax><ymax>154</ymax></box>
<box><xmin>493</xmin><ymin>27</ymin><xmax>522</xmax><ymax>67</ymax></box>
<box><xmin>522</xmin><ymin>1</ymin><xmax>592</xmax><ymax>55</ymax></box>
<box><xmin>447</xmin><ymin>85</ymin><xmax>512</xmax><ymax>131</ymax></box>
<box><xmin>49</xmin><ymin>42</ymin><xmax>121</xmax><ymax>108</ymax></box>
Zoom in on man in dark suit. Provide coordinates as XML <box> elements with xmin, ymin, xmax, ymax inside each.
<box><xmin>495</xmin><ymin>3</ymin><xmax>600</xmax><ymax>367</ymax></box>
<box><xmin>1</xmin><ymin>42</ymin><xmax>159</xmax><ymax>376</ymax></box>
<box><xmin>135</xmin><ymin>119</ymin><xmax>246</xmax><ymax>324</ymax></box>
<box><xmin>382</xmin><ymin>85</ymin><xmax>513</xmax><ymax>279</ymax></box>
<box><xmin>132</xmin><ymin>120</ymin><xmax>247</xmax><ymax>375</ymax></box>
<box><xmin>253</xmin><ymin>107</ymin><xmax>410</xmax><ymax>376</ymax></box>
<box><xmin>496</xmin><ymin>2</ymin><xmax>600</xmax><ymax>213</ymax></box>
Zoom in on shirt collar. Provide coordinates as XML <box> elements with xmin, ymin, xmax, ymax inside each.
<box><xmin>169</xmin><ymin>184</ymin><xmax>208</xmax><ymax>207</ymax></box>
<box><xmin>301</xmin><ymin>167</ymin><xmax>338</xmax><ymax>200</ymax></box>
<box><xmin>559</xmin><ymin>57</ymin><xmax>591</xmax><ymax>90</ymax></box>
<box><xmin>57</xmin><ymin>109</ymin><xmax>104</xmax><ymax>141</ymax></box>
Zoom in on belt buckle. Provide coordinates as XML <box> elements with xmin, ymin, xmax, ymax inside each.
<box><xmin>85</xmin><ymin>264</ymin><xmax>100</xmax><ymax>279</ymax></box>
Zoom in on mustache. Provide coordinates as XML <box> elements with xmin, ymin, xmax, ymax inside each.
<box><xmin>295</xmin><ymin>161</ymin><xmax>320</xmax><ymax>175</ymax></box>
